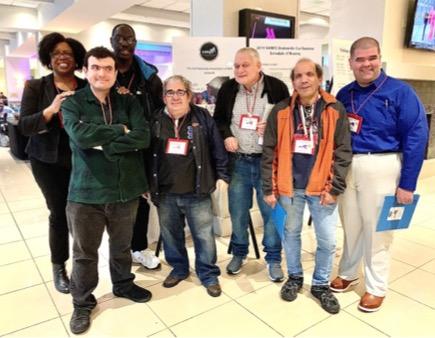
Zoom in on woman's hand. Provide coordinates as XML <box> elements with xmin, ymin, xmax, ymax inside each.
<box><xmin>43</xmin><ymin>91</ymin><xmax>75</xmax><ymax>122</ymax></box>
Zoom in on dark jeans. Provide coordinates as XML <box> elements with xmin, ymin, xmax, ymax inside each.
<box><xmin>158</xmin><ymin>194</ymin><xmax>220</xmax><ymax>287</ymax></box>
<box><xmin>66</xmin><ymin>199</ymin><xmax>139</xmax><ymax>309</ymax></box>
<box><xmin>131</xmin><ymin>196</ymin><xmax>150</xmax><ymax>252</ymax></box>
<box><xmin>30</xmin><ymin>157</ymin><xmax>70</xmax><ymax>264</ymax></box>
<box><xmin>228</xmin><ymin>156</ymin><xmax>282</xmax><ymax>262</ymax></box>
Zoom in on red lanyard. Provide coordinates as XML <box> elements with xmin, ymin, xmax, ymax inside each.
<box><xmin>350</xmin><ymin>75</ymin><xmax>387</xmax><ymax>114</ymax></box>
<box><xmin>100</xmin><ymin>97</ymin><xmax>112</xmax><ymax>125</ymax></box>
<box><xmin>245</xmin><ymin>81</ymin><xmax>260</xmax><ymax>115</ymax></box>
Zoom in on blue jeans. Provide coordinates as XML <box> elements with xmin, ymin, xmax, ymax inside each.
<box><xmin>280</xmin><ymin>190</ymin><xmax>337</xmax><ymax>286</ymax></box>
<box><xmin>228</xmin><ymin>157</ymin><xmax>282</xmax><ymax>262</ymax></box>
<box><xmin>158</xmin><ymin>194</ymin><xmax>220</xmax><ymax>287</ymax></box>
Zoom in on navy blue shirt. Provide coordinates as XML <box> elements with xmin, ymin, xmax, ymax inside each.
<box><xmin>292</xmin><ymin>103</ymin><xmax>320</xmax><ymax>189</ymax></box>
<box><xmin>337</xmin><ymin>70</ymin><xmax>428</xmax><ymax>191</ymax></box>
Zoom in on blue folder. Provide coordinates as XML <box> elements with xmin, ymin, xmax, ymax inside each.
<box><xmin>272</xmin><ymin>202</ymin><xmax>287</xmax><ymax>240</ymax></box>
<box><xmin>376</xmin><ymin>194</ymin><xmax>420</xmax><ymax>232</ymax></box>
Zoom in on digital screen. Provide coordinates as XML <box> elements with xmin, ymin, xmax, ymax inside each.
<box><xmin>408</xmin><ymin>0</ymin><xmax>435</xmax><ymax>51</ymax></box>
<box><xmin>250</xmin><ymin>14</ymin><xmax>292</xmax><ymax>39</ymax></box>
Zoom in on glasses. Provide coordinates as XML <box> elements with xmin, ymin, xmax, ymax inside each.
<box><xmin>50</xmin><ymin>51</ymin><xmax>74</xmax><ymax>59</ymax></box>
<box><xmin>165</xmin><ymin>89</ymin><xmax>187</xmax><ymax>97</ymax></box>
<box><xmin>114</xmin><ymin>36</ymin><xmax>136</xmax><ymax>45</ymax></box>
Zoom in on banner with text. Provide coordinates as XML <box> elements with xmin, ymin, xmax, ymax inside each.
<box><xmin>173</xmin><ymin>37</ymin><xmax>245</xmax><ymax>114</ymax></box>
<box><xmin>330</xmin><ymin>39</ymin><xmax>354</xmax><ymax>95</ymax></box>
<box><xmin>250</xmin><ymin>39</ymin><xmax>322</xmax><ymax>92</ymax></box>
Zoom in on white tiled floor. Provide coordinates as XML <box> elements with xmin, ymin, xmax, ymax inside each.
<box><xmin>1</xmin><ymin>146</ymin><xmax>435</xmax><ymax>337</ymax></box>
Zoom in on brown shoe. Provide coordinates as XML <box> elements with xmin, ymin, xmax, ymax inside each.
<box><xmin>206</xmin><ymin>284</ymin><xmax>222</xmax><ymax>297</ymax></box>
<box><xmin>330</xmin><ymin>276</ymin><xmax>359</xmax><ymax>293</ymax></box>
<box><xmin>358</xmin><ymin>292</ymin><xmax>385</xmax><ymax>312</ymax></box>
<box><xmin>162</xmin><ymin>274</ymin><xmax>188</xmax><ymax>288</ymax></box>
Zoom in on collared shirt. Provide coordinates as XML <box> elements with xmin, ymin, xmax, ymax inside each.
<box><xmin>337</xmin><ymin>70</ymin><xmax>428</xmax><ymax>190</ymax></box>
<box><xmin>230</xmin><ymin>75</ymin><xmax>268</xmax><ymax>154</ymax></box>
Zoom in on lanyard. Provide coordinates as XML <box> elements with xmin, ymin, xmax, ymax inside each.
<box><xmin>116</xmin><ymin>73</ymin><xmax>135</xmax><ymax>91</ymax></box>
<box><xmin>245</xmin><ymin>81</ymin><xmax>260</xmax><ymax>115</ymax></box>
<box><xmin>100</xmin><ymin>97</ymin><xmax>112</xmax><ymax>125</ymax></box>
<box><xmin>169</xmin><ymin>114</ymin><xmax>187</xmax><ymax>139</ymax></box>
<box><xmin>127</xmin><ymin>73</ymin><xmax>135</xmax><ymax>91</ymax></box>
<box><xmin>299</xmin><ymin>104</ymin><xmax>315</xmax><ymax>141</ymax></box>
<box><xmin>351</xmin><ymin>75</ymin><xmax>388</xmax><ymax>114</ymax></box>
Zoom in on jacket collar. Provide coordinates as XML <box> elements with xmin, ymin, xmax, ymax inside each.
<box><xmin>43</xmin><ymin>73</ymin><xmax>57</xmax><ymax>102</ymax></box>
<box><xmin>290</xmin><ymin>88</ymin><xmax>336</xmax><ymax>110</ymax></box>
<box><xmin>83</xmin><ymin>84</ymin><xmax>117</xmax><ymax>105</ymax></box>
<box><xmin>133</xmin><ymin>54</ymin><xmax>158</xmax><ymax>80</ymax></box>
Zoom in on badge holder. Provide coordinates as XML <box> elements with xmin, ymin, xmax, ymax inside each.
<box><xmin>347</xmin><ymin>112</ymin><xmax>363</xmax><ymax>134</ymax></box>
<box><xmin>239</xmin><ymin>114</ymin><xmax>260</xmax><ymax>131</ymax></box>
<box><xmin>166</xmin><ymin>138</ymin><xmax>189</xmax><ymax>155</ymax></box>
<box><xmin>293</xmin><ymin>134</ymin><xmax>314</xmax><ymax>155</ymax></box>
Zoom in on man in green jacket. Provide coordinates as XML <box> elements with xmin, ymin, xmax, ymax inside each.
<box><xmin>62</xmin><ymin>47</ymin><xmax>151</xmax><ymax>335</ymax></box>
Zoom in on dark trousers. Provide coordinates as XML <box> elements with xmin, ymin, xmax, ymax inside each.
<box><xmin>30</xmin><ymin>157</ymin><xmax>70</xmax><ymax>264</ymax></box>
<box><xmin>66</xmin><ymin>199</ymin><xmax>139</xmax><ymax>309</ymax></box>
<box><xmin>131</xmin><ymin>197</ymin><xmax>150</xmax><ymax>252</ymax></box>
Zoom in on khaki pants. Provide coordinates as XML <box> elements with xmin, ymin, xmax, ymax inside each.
<box><xmin>338</xmin><ymin>153</ymin><xmax>401</xmax><ymax>297</ymax></box>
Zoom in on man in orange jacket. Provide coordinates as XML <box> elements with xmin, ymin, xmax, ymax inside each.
<box><xmin>261</xmin><ymin>58</ymin><xmax>352</xmax><ymax>314</ymax></box>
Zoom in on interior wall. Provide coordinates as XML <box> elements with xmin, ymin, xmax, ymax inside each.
<box><xmin>299</xmin><ymin>25</ymin><xmax>329</xmax><ymax>40</ymax></box>
<box><xmin>382</xmin><ymin>0</ymin><xmax>435</xmax><ymax>80</ymax></box>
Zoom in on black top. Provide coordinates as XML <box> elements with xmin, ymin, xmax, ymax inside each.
<box><xmin>115</xmin><ymin>57</ymin><xmax>164</xmax><ymax>121</ymax></box>
<box><xmin>157</xmin><ymin>113</ymin><xmax>196</xmax><ymax>194</ymax></box>
<box><xmin>117</xmin><ymin>61</ymin><xmax>141</xmax><ymax>96</ymax></box>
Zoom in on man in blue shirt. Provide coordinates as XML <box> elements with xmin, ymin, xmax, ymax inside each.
<box><xmin>331</xmin><ymin>37</ymin><xmax>428</xmax><ymax>312</ymax></box>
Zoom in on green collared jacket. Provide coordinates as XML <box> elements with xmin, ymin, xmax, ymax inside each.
<box><xmin>62</xmin><ymin>84</ymin><xmax>150</xmax><ymax>204</ymax></box>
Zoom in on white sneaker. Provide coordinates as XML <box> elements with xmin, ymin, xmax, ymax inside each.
<box><xmin>131</xmin><ymin>249</ymin><xmax>161</xmax><ymax>270</ymax></box>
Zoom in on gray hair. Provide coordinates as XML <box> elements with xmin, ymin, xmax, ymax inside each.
<box><xmin>235</xmin><ymin>47</ymin><xmax>261</xmax><ymax>62</ymax></box>
<box><xmin>163</xmin><ymin>75</ymin><xmax>193</xmax><ymax>97</ymax></box>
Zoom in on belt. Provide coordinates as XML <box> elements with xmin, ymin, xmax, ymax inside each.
<box><xmin>353</xmin><ymin>151</ymin><xmax>398</xmax><ymax>155</ymax></box>
<box><xmin>233</xmin><ymin>152</ymin><xmax>262</xmax><ymax>159</ymax></box>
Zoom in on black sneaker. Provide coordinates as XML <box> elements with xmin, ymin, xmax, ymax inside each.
<box><xmin>113</xmin><ymin>283</ymin><xmax>152</xmax><ymax>303</ymax></box>
<box><xmin>311</xmin><ymin>285</ymin><xmax>340</xmax><ymax>314</ymax></box>
<box><xmin>226</xmin><ymin>256</ymin><xmax>245</xmax><ymax>275</ymax></box>
<box><xmin>70</xmin><ymin>307</ymin><xmax>92</xmax><ymax>334</ymax></box>
<box><xmin>280</xmin><ymin>276</ymin><xmax>303</xmax><ymax>302</ymax></box>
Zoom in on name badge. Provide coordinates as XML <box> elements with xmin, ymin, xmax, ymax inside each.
<box><xmin>166</xmin><ymin>138</ymin><xmax>189</xmax><ymax>156</ymax></box>
<box><xmin>347</xmin><ymin>113</ymin><xmax>363</xmax><ymax>134</ymax></box>
<box><xmin>293</xmin><ymin>134</ymin><xmax>314</xmax><ymax>155</ymax></box>
<box><xmin>239</xmin><ymin>114</ymin><xmax>260</xmax><ymax>130</ymax></box>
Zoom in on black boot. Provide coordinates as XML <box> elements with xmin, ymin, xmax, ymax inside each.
<box><xmin>53</xmin><ymin>263</ymin><xmax>70</xmax><ymax>294</ymax></box>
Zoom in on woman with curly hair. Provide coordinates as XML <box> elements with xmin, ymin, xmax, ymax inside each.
<box><xmin>19</xmin><ymin>32</ymin><xmax>86</xmax><ymax>294</ymax></box>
